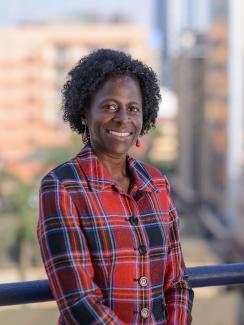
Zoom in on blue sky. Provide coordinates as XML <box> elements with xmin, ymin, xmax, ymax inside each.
<box><xmin>0</xmin><ymin>0</ymin><xmax>153</xmax><ymax>26</ymax></box>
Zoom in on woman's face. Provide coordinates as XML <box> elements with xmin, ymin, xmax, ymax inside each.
<box><xmin>85</xmin><ymin>75</ymin><xmax>143</xmax><ymax>158</ymax></box>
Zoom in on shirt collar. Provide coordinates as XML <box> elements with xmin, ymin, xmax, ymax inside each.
<box><xmin>75</xmin><ymin>143</ymin><xmax>165</xmax><ymax>193</ymax></box>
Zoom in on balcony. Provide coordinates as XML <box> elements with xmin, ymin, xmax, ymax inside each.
<box><xmin>0</xmin><ymin>263</ymin><xmax>243</xmax><ymax>306</ymax></box>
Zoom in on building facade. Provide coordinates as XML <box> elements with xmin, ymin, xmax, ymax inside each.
<box><xmin>175</xmin><ymin>0</ymin><xmax>244</xmax><ymax>248</ymax></box>
<box><xmin>0</xmin><ymin>23</ymin><xmax>152</xmax><ymax>180</ymax></box>
<box><xmin>174</xmin><ymin>31</ymin><xmax>207</xmax><ymax>202</ymax></box>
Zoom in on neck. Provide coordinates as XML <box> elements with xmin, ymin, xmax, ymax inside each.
<box><xmin>93</xmin><ymin>148</ymin><xmax>128</xmax><ymax>179</ymax></box>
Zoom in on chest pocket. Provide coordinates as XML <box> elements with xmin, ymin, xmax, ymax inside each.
<box><xmin>73</xmin><ymin>190</ymin><xmax>135</xmax><ymax>256</ymax></box>
<box><xmin>136</xmin><ymin>190</ymin><xmax>170</xmax><ymax>249</ymax></box>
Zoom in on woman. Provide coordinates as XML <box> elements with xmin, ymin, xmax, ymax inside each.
<box><xmin>37</xmin><ymin>49</ymin><xmax>194</xmax><ymax>324</ymax></box>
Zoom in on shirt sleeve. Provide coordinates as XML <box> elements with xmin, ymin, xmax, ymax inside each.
<box><xmin>163</xmin><ymin>178</ymin><xmax>194</xmax><ymax>325</ymax></box>
<box><xmin>37</xmin><ymin>173</ymin><xmax>125</xmax><ymax>325</ymax></box>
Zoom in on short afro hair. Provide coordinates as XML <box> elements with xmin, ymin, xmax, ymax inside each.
<box><xmin>61</xmin><ymin>48</ymin><xmax>161</xmax><ymax>136</ymax></box>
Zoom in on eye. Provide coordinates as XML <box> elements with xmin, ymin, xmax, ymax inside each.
<box><xmin>104</xmin><ymin>103</ymin><xmax>118</xmax><ymax>111</ymax></box>
<box><xmin>129</xmin><ymin>105</ymin><xmax>140</xmax><ymax>113</ymax></box>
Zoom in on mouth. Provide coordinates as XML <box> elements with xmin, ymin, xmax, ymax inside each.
<box><xmin>107</xmin><ymin>129</ymin><xmax>132</xmax><ymax>137</ymax></box>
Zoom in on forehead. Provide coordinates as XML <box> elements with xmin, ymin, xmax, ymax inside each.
<box><xmin>95</xmin><ymin>75</ymin><xmax>141</xmax><ymax>98</ymax></box>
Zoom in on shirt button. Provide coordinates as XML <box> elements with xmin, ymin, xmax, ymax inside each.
<box><xmin>139</xmin><ymin>276</ymin><xmax>148</xmax><ymax>287</ymax></box>
<box><xmin>141</xmin><ymin>307</ymin><xmax>149</xmax><ymax>319</ymax></box>
<box><xmin>129</xmin><ymin>216</ymin><xmax>138</xmax><ymax>226</ymax></box>
<box><xmin>138</xmin><ymin>244</ymin><xmax>147</xmax><ymax>256</ymax></box>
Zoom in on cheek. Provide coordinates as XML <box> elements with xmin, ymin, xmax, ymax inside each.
<box><xmin>137</xmin><ymin>116</ymin><xmax>143</xmax><ymax>133</ymax></box>
<box><xmin>87</xmin><ymin>116</ymin><xmax>101</xmax><ymax>131</ymax></box>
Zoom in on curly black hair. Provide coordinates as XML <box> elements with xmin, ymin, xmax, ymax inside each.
<box><xmin>61</xmin><ymin>48</ymin><xmax>161</xmax><ymax>136</ymax></box>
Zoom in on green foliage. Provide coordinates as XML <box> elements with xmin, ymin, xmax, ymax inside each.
<box><xmin>0</xmin><ymin>170</ymin><xmax>38</xmax><ymax>265</ymax></box>
<box><xmin>35</xmin><ymin>134</ymin><xmax>83</xmax><ymax>175</ymax></box>
<box><xmin>0</xmin><ymin>134</ymin><xmax>83</xmax><ymax>266</ymax></box>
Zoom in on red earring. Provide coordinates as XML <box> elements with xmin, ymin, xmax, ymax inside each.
<box><xmin>136</xmin><ymin>139</ymin><xmax>141</xmax><ymax>147</ymax></box>
<box><xmin>82</xmin><ymin>120</ymin><xmax>89</xmax><ymax>144</ymax></box>
<box><xmin>82</xmin><ymin>133</ymin><xmax>89</xmax><ymax>144</ymax></box>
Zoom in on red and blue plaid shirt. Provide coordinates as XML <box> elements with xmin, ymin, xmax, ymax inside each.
<box><xmin>37</xmin><ymin>143</ymin><xmax>193</xmax><ymax>324</ymax></box>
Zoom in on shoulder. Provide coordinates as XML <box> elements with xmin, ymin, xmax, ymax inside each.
<box><xmin>40</xmin><ymin>156</ymin><xmax>83</xmax><ymax>187</ymax></box>
<box><xmin>139</xmin><ymin>161</ymin><xmax>163</xmax><ymax>177</ymax></box>
<box><xmin>133</xmin><ymin>159</ymin><xmax>170</xmax><ymax>192</ymax></box>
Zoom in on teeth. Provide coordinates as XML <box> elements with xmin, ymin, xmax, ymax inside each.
<box><xmin>109</xmin><ymin>130</ymin><xmax>130</xmax><ymax>137</ymax></box>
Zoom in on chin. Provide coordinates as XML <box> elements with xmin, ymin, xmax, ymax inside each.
<box><xmin>106</xmin><ymin>143</ymin><xmax>132</xmax><ymax>156</ymax></box>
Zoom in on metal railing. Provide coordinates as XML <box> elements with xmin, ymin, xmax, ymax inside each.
<box><xmin>0</xmin><ymin>263</ymin><xmax>244</xmax><ymax>306</ymax></box>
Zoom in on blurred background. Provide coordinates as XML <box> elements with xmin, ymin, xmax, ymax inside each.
<box><xmin>0</xmin><ymin>0</ymin><xmax>243</xmax><ymax>324</ymax></box>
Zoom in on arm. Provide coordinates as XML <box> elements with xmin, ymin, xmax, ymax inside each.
<box><xmin>164</xmin><ymin>181</ymin><xmax>194</xmax><ymax>325</ymax></box>
<box><xmin>37</xmin><ymin>173</ymin><xmax>124</xmax><ymax>325</ymax></box>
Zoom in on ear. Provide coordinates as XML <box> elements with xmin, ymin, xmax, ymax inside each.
<box><xmin>81</xmin><ymin>107</ymin><xmax>89</xmax><ymax>120</ymax></box>
<box><xmin>81</xmin><ymin>112</ymin><xmax>86</xmax><ymax>121</ymax></box>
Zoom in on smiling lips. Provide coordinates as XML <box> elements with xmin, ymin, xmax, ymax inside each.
<box><xmin>108</xmin><ymin>130</ymin><xmax>132</xmax><ymax>137</ymax></box>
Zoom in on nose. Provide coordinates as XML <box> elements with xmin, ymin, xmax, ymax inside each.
<box><xmin>113</xmin><ymin>108</ymin><xmax>130</xmax><ymax>124</ymax></box>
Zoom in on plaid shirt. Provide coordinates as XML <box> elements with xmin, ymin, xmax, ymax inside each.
<box><xmin>37</xmin><ymin>144</ymin><xmax>193</xmax><ymax>325</ymax></box>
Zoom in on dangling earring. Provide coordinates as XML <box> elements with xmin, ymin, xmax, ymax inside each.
<box><xmin>136</xmin><ymin>139</ymin><xmax>141</xmax><ymax>147</ymax></box>
<box><xmin>81</xmin><ymin>120</ymin><xmax>89</xmax><ymax>144</ymax></box>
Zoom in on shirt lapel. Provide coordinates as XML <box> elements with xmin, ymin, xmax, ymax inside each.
<box><xmin>75</xmin><ymin>143</ymin><xmax>114</xmax><ymax>191</ymax></box>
